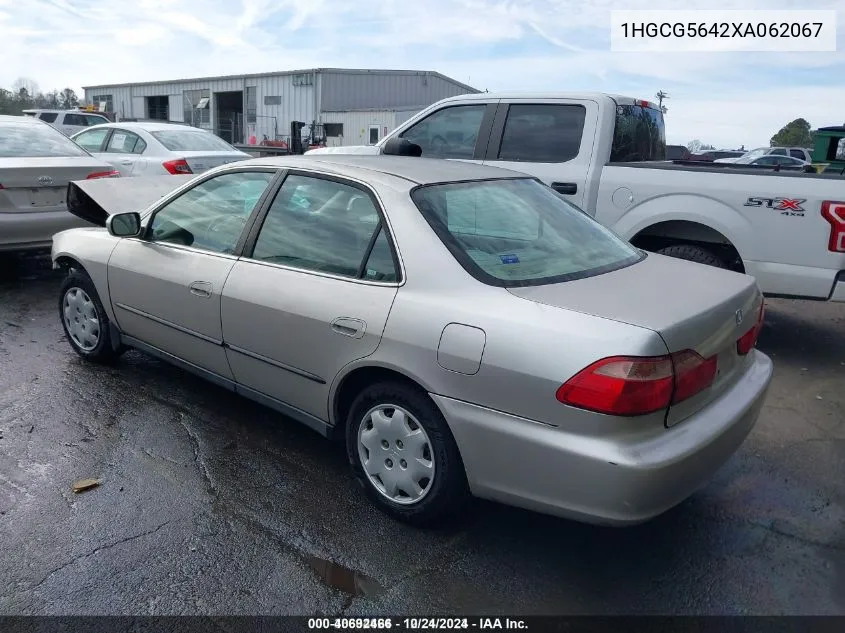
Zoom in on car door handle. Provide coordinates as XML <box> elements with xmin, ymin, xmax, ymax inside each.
<box><xmin>189</xmin><ymin>281</ymin><xmax>213</xmax><ymax>298</ymax></box>
<box><xmin>551</xmin><ymin>182</ymin><xmax>578</xmax><ymax>195</ymax></box>
<box><xmin>331</xmin><ymin>317</ymin><xmax>366</xmax><ymax>339</ymax></box>
<box><xmin>119</xmin><ymin>160</ymin><xmax>132</xmax><ymax>165</ymax></box>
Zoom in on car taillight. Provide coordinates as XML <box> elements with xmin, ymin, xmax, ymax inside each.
<box><xmin>162</xmin><ymin>159</ymin><xmax>192</xmax><ymax>175</ymax></box>
<box><xmin>87</xmin><ymin>170</ymin><xmax>120</xmax><ymax>179</ymax></box>
<box><xmin>737</xmin><ymin>299</ymin><xmax>766</xmax><ymax>356</ymax></box>
<box><xmin>821</xmin><ymin>201</ymin><xmax>845</xmax><ymax>253</ymax></box>
<box><xmin>556</xmin><ymin>350</ymin><xmax>718</xmax><ymax>417</ymax></box>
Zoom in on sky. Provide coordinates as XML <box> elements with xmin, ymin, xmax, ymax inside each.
<box><xmin>1</xmin><ymin>0</ymin><xmax>843</xmax><ymax>149</ymax></box>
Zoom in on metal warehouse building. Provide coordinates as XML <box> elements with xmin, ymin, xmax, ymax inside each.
<box><xmin>82</xmin><ymin>68</ymin><xmax>479</xmax><ymax>147</ymax></box>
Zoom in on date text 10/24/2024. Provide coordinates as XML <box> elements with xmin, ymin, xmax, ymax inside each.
<box><xmin>308</xmin><ymin>618</ymin><xmax>528</xmax><ymax>630</ymax></box>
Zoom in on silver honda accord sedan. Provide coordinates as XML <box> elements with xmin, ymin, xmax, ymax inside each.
<box><xmin>51</xmin><ymin>155</ymin><xmax>773</xmax><ymax>527</ymax></box>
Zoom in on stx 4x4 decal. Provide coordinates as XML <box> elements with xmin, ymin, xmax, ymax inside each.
<box><xmin>744</xmin><ymin>197</ymin><xmax>806</xmax><ymax>217</ymax></box>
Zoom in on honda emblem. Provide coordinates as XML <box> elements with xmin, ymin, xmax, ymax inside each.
<box><xmin>735</xmin><ymin>309</ymin><xmax>743</xmax><ymax>325</ymax></box>
<box><xmin>37</xmin><ymin>175</ymin><xmax>53</xmax><ymax>185</ymax></box>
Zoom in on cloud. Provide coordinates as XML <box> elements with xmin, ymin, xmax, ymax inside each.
<box><xmin>0</xmin><ymin>0</ymin><xmax>842</xmax><ymax>148</ymax></box>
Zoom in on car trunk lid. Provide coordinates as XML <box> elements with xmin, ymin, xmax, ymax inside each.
<box><xmin>508</xmin><ymin>253</ymin><xmax>763</xmax><ymax>427</ymax></box>
<box><xmin>178</xmin><ymin>152</ymin><xmax>249</xmax><ymax>174</ymax></box>
<box><xmin>0</xmin><ymin>157</ymin><xmax>116</xmax><ymax>214</ymax></box>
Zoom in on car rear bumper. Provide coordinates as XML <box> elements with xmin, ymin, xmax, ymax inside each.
<box><xmin>432</xmin><ymin>349</ymin><xmax>773</xmax><ymax>526</ymax></box>
<box><xmin>0</xmin><ymin>210</ymin><xmax>89</xmax><ymax>253</ymax></box>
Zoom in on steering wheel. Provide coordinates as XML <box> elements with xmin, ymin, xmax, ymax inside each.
<box><xmin>202</xmin><ymin>215</ymin><xmax>247</xmax><ymax>252</ymax></box>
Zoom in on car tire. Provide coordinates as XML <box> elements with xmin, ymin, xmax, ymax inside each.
<box><xmin>346</xmin><ymin>381</ymin><xmax>469</xmax><ymax>527</ymax></box>
<box><xmin>59</xmin><ymin>269</ymin><xmax>125</xmax><ymax>363</ymax></box>
<box><xmin>656</xmin><ymin>244</ymin><xmax>727</xmax><ymax>269</ymax></box>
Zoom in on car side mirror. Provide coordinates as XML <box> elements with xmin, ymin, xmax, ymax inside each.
<box><xmin>106</xmin><ymin>212</ymin><xmax>142</xmax><ymax>237</ymax></box>
<box><xmin>381</xmin><ymin>137</ymin><xmax>422</xmax><ymax>157</ymax></box>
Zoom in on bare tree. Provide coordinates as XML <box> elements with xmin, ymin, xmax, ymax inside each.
<box><xmin>12</xmin><ymin>77</ymin><xmax>40</xmax><ymax>97</ymax></box>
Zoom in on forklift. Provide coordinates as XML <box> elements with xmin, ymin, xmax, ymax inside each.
<box><xmin>290</xmin><ymin>120</ymin><xmax>327</xmax><ymax>154</ymax></box>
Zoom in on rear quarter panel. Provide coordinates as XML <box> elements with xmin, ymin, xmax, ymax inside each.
<box><xmin>52</xmin><ymin>228</ymin><xmax>122</xmax><ymax>322</ymax></box>
<box><xmin>598</xmin><ymin>165</ymin><xmax>845</xmax><ymax>297</ymax></box>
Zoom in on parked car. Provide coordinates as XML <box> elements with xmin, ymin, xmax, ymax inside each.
<box><xmin>0</xmin><ymin>115</ymin><xmax>119</xmax><ymax>253</ymax></box>
<box><xmin>70</xmin><ymin>122</ymin><xmax>251</xmax><ymax>177</ymax></box>
<box><xmin>310</xmin><ymin>92</ymin><xmax>845</xmax><ymax>304</ymax></box>
<box><xmin>689</xmin><ymin>150</ymin><xmax>745</xmax><ymax>162</ymax></box>
<box><xmin>666</xmin><ymin>144</ymin><xmax>691</xmax><ymax>160</ymax></box>
<box><xmin>733</xmin><ymin>155</ymin><xmax>809</xmax><ymax>168</ymax></box>
<box><xmin>22</xmin><ymin>109</ymin><xmax>111</xmax><ymax>136</ymax></box>
<box><xmin>52</xmin><ymin>155</ymin><xmax>773</xmax><ymax>527</ymax></box>
<box><xmin>714</xmin><ymin>146</ymin><xmax>813</xmax><ymax>164</ymax></box>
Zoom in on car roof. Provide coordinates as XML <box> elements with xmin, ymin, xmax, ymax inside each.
<box><xmin>234</xmin><ymin>155</ymin><xmax>533</xmax><ymax>188</ymax></box>
<box><xmin>0</xmin><ymin>114</ymin><xmax>50</xmax><ymax>124</ymax></box>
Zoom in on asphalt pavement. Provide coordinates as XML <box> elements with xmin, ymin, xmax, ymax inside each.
<box><xmin>0</xmin><ymin>257</ymin><xmax>842</xmax><ymax>615</ymax></box>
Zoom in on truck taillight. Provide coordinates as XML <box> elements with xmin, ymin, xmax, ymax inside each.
<box><xmin>163</xmin><ymin>159</ymin><xmax>192</xmax><ymax>175</ymax></box>
<box><xmin>555</xmin><ymin>350</ymin><xmax>717</xmax><ymax>417</ymax></box>
<box><xmin>821</xmin><ymin>201</ymin><xmax>845</xmax><ymax>253</ymax></box>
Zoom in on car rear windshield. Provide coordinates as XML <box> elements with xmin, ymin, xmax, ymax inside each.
<box><xmin>0</xmin><ymin>121</ymin><xmax>89</xmax><ymax>157</ymax></box>
<box><xmin>411</xmin><ymin>178</ymin><xmax>643</xmax><ymax>287</ymax></box>
<box><xmin>609</xmin><ymin>104</ymin><xmax>666</xmax><ymax>162</ymax></box>
<box><xmin>151</xmin><ymin>130</ymin><xmax>236</xmax><ymax>152</ymax></box>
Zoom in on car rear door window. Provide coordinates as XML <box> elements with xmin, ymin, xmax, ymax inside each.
<box><xmin>85</xmin><ymin>115</ymin><xmax>109</xmax><ymax>126</ymax></box>
<box><xmin>63</xmin><ymin>114</ymin><xmax>86</xmax><ymax>127</ymax></box>
<box><xmin>148</xmin><ymin>171</ymin><xmax>275</xmax><ymax>254</ymax></box>
<box><xmin>38</xmin><ymin>112</ymin><xmax>58</xmax><ymax>123</ymax></box>
<box><xmin>789</xmin><ymin>149</ymin><xmax>805</xmax><ymax>159</ymax></box>
<box><xmin>73</xmin><ymin>128</ymin><xmax>109</xmax><ymax>152</ymax></box>
<box><xmin>106</xmin><ymin>130</ymin><xmax>147</xmax><ymax>154</ymax></box>
<box><xmin>250</xmin><ymin>174</ymin><xmax>395</xmax><ymax>280</ymax></box>
<box><xmin>496</xmin><ymin>104</ymin><xmax>586</xmax><ymax>163</ymax></box>
<box><xmin>399</xmin><ymin>105</ymin><xmax>486</xmax><ymax>159</ymax></box>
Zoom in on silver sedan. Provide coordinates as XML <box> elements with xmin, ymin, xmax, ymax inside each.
<box><xmin>51</xmin><ymin>155</ymin><xmax>773</xmax><ymax>527</ymax></box>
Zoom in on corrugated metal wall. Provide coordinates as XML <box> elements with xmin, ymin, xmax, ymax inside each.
<box><xmin>84</xmin><ymin>70</ymin><xmax>474</xmax><ymax>144</ymax></box>
<box><xmin>320</xmin><ymin>71</ymin><xmax>476</xmax><ymax>111</ymax></box>
<box><xmin>320</xmin><ymin>111</ymin><xmax>400</xmax><ymax>147</ymax></box>
<box><xmin>85</xmin><ymin>75</ymin><xmax>317</xmax><ymax>142</ymax></box>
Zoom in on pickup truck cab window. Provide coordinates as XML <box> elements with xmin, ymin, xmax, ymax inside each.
<box><xmin>496</xmin><ymin>104</ymin><xmax>585</xmax><ymax>163</ymax></box>
<box><xmin>399</xmin><ymin>105</ymin><xmax>486</xmax><ymax>159</ymax></box>
<box><xmin>609</xmin><ymin>104</ymin><xmax>666</xmax><ymax>162</ymax></box>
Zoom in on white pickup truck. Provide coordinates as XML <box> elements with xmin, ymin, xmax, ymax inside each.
<box><xmin>308</xmin><ymin>92</ymin><xmax>845</xmax><ymax>303</ymax></box>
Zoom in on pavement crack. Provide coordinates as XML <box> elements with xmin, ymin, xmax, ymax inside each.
<box><xmin>751</xmin><ymin>521</ymin><xmax>845</xmax><ymax>552</ymax></box>
<box><xmin>24</xmin><ymin>520</ymin><xmax>173</xmax><ymax>594</ymax></box>
<box><xmin>178</xmin><ymin>413</ymin><xmax>217</xmax><ymax>496</ymax></box>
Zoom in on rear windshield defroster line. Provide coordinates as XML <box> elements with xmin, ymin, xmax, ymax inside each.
<box><xmin>410</xmin><ymin>177</ymin><xmax>644</xmax><ymax>288</ymax></box>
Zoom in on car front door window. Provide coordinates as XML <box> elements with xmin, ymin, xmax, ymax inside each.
<box><xmin>250</xmin><ymin>174</ymin><xmax>395</xmax><ymax>279</ymax></box>
<box><xmin>399</xmin><ymin>105</ymin><xmax>486</xmax><ymax>159</ymax></box>
<box><xmin>148</xmin><ymin>171</ymin><xmax>275</xmax><ymax>254</ymax></box>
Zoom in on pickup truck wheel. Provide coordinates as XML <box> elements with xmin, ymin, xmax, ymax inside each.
<box><xmin>656</xmin><ymin>244</ymin><xmax>727</xmax><ymax>269</ymax></box>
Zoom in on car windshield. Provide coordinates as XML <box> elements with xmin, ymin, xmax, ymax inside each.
<box><xmin>609</xmin><ymin>104</ymin><xmax>666</xmax><ymax>162</ymax></box>
<box><xmin>151</xmin><ymin>130</ymin><xmax>236</xmax><ymax>152</ymax></box>
<box><xmin>735</xmin><ymin>148</ymin><xmax>767</xmax><ymax>164</ymax></box>
<box><xmin>0</xmin><ymin>121</ymin><xmax>89</xmax><ymax>157</ymax></box>
<box><xmin>411</xmin><ymin>178</ymin><xmax>643</xmax><ymax>287</ymax></box>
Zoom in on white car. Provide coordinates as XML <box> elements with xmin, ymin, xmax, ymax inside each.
<box><xmin>714</xmin><ymin>146</ymin><xmax>812</xmax><ymax>164</ymax></box>
<box><xmin>70</xmin><ymin>122</ymin><xmax>251</xmax><ymax>177</ymax></box>
<box><xmin>22</xmin><ymin>109</ymin><xmax>111</xmax><ymax>136</ymax></box>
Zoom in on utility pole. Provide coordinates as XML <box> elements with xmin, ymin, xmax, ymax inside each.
<box><xmin>655</xmin><ymin>90</ymin><xmax>669</xmax><ymax>114</ymax></box>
